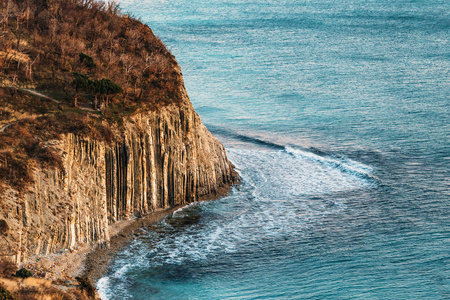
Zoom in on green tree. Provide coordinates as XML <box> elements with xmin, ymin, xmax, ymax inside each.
<box><xmin>72</xmin><ymin>73</ymin><xmax>121</xmax><ymax>110</ymax></box>
<box><xmin>14</xmin><ymin>268</ymin><xmax>32</xmax><ymax>279</ymax></box>
<box><xmin>72</xmin><ymin>72</ymin><xmax>92</xmax><ymax>107</ymax></box>
<box><xmin>79</xmin><ymin>53</ymin><xmax>96</xmax><ymax>69</ymax></box>
<box><xmin>92</xmin><ymin>78</ymin><xmax>122</xmax><ymax>109</ymax></box>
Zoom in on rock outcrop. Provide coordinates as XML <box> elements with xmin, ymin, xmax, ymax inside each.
<box><xmin>0</xmin><ymin>82</ymin><xmax>237</xmax><ymax>264</ymax></box>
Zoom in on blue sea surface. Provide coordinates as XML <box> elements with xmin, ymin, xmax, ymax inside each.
<box><xmin>98</xmin><ymin>0</ymin><xmax>450</xmax><ymax>299</ymax></box>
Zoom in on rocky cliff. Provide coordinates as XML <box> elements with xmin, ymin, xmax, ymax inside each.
<box><xmin>0</xmin><ymin>83</ymin><xmax>237</xmax><ymax>264</ymax></box>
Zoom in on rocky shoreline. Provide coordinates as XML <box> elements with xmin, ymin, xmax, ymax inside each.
<box><xmin>84</xmin><ymin>181</ymin><xmax>236</xmax><ymax>283</ymax></box>
<box><xmin>84</xmin><ymin>205</ymin><xmax>186</xmax><ymax>284</ymax></box>
<box><xmin>29</xmin><ymin>184</ymin><xmax>233</xmax><ymax>278</ymax></box>
<box><xmin>1</xmin><ymin>181</ymin><xmax>236</xmax><ymax>299</ymax></box>
<box><xmin>0</xmin><ymin>2</ymin><xmax>239</xmax><ymax>298</ymax></box>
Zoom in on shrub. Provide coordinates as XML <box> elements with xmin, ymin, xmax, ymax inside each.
<box><xmin>0</xmin><ymin>258</ymin><xmax>18</xmax><ymax>278</ymax></box>
<box><xmin>15</xmin><ymin>286</ymin><xmax>39</xmax><ymax>300</ymax></box>
<box><xmin>79</xmin><ymin>53</ymin><xmax>96</xmax><ymax>69</ymax></box>
<box><xmin>70</xmin><ymin>289</ymin><xmax>90</xmax><ymax>300</ymax></box>
<box><xmin>0</xmin><ymin>284</ymin><xmax>16</xmax><ymax>300</ymax></box>
<box><xmin>0</xmin><ymin>220</ymin><xmax>9</xmax><ymax>236</ymax></box>
<box><xmin>75</xmin><ymin>276</ymin><xmax>96</xmax><ymax>299</ymax></box>
<box><xmin>41</xmin><ymin>286</ymin><xmax>74</xmax><ymax>300</ymax></box>
<box><xmin>14</xmin><ymin>268</ymin><xmax>33</xmax><ymax>279</ymax></box>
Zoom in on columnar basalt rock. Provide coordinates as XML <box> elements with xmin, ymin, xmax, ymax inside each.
<box><xmin>0</xmin><ymin>86</ymin><xmax>238</xmax><ymax>264</ymax></box>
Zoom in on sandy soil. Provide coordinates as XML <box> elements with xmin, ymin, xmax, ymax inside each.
<box><xmin>0</xmin><ymin>277</ymin><xmax>52</xmax><ymax>292</ymax></box>
<box><xmin>23</xmin><ymin>243</ymin><xmax>92</xmax><ymax>281</ymax></box>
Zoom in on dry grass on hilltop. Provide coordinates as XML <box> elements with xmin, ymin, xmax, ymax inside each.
<box><xmin>0</xmin><ymin>0</ymin><xmax>182</xmax><ymax>110</ymax></box>
<box><xmin>0</xmin><ymin>0</ymin><xmax>185</xmax><ymax>192</ymax></box>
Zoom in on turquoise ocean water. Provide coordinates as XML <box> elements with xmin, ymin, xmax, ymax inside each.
<box><xmin>98</xmin><ymin>0</ymin><xmax>449</xmax><ymax>298</ymax></box>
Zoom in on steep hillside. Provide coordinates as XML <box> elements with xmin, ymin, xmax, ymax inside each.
<box><xmin>0</xmin><ymin>0</ymin><xmax>238</xmax><ymax>270</ymax></box>
<box><xmin>0</xmin><ymin>0</ymin><xmax>191</xmax><ymax>193</ymax></box>
<box><xmin>1</xmin><ymin>0</ymin><xmax>179</xmax><ymax>107</ymax></box>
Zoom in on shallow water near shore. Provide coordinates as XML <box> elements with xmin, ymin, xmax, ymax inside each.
<box><xmin>99</xmin><ymin>0</ymin><xmax>449</xmax><ymax>298</ymax></box>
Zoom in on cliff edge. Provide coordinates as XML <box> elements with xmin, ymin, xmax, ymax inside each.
<box><xmin>0</xmin><ymin>82</ymin><xmax>238</xmax><ymax>265</ymax></box>
<box><xmin>0</xmin><ymin>0</ymin><xmax>238</xmax><ymax>270</ymax></box>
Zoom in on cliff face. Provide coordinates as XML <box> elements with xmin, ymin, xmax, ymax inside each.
<box><xmin>0</xmin><ymin>85</ymin><xmax>237</xmax><ymax>264</ymax></box>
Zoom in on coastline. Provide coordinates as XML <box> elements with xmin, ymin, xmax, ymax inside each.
<box><xmin>0</xmin><ymin>1</ymin><xmax>243</xmax><ymax>298</ymax></box>
<box><xmin>83</xmin><ymin>205</ymin><xmax>183</xmax><ymax>283</ymax></box>
<box><xmin>17</xmin><ymin>206</ymin><xmax>184</xmax><ymax>284</ymax></box>
<box><xmin>84</xmin><ymin>181</ymin><xmax>237</xmax><ymax>284</ymax></box>
<box><xmin>2</xmin><ymin>183</ymin><xmax>237</xmax><ymax>299</ymax></box>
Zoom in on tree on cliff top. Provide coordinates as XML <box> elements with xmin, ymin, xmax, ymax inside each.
<box><xmin>92</xmin><ymin>78</ymin><xmax>123</xmax><ymax>109</ymax></box>
<box><xmin>72</xmin><ymin>73</ymin><xmax>122</xmax><ymax>109</ymax></box>
<box><xmin>72</xmin><ymin>72</ymin><xmax>91</xmax><ymax>107</ymax></box>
